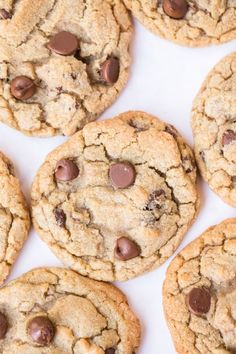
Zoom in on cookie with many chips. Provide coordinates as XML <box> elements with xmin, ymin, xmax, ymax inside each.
<box><xmin>0</xmin><ymin>0</ymin><xmax>132</xmax><ymax>136</ymax></box>
<box><xmin>31</xmin><ymin>111</ymin><xmax>199</xmax><ymax>281</ymax></box>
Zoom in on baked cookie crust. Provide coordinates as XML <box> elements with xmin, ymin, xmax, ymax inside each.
<box><xmin>124</xmin><ymin>0</ymin><xmax>236</xmax><ymax>47</ymax></box>
<box><xmin>31</xmin><ymin>111</ymin><xmax>199</xmax><ymax>281</ymax></box>
<box><xmin>192</xmin><ymin>53</ymin><xmax>236</xmax><ymax>206</ymax></box>
<box><xmin>0</xmin><ymin>0</ymin><xmax>132</xmax><ymax>136</ymax></box>
<box><xmin>163</xmin><ymin>218</ymin><xmax>236</xmax><ymax>354</ymax></box>
<box><xmin>0</xmin><ymin>267</ymin><xmax>140</xmax><ymax>353</ymax></box>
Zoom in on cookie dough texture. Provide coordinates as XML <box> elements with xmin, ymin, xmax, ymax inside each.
<box><xmin>0</xmin><ymin>267</ymin><xmax>140</xmax><ymax>353</ymax></box>
<box><xmin>192</xmin><ymin>53</ymin><xmax>236</xmax><ymax>206</ymax></box>
<box><xmin>0</xmin><ymin>0</ymin><xmax>132</xmax><ymax>136</ymax></box>
<box><xmin>163</xmin><ymin>218</ymin><xmax>236</xmax><ymax>354</ymax></box>
<box><xmin>124</xmin><ymin>0</ymin><xmax>236</xmax><ymax>47</ymax></box>
<box><xmin>0</xmin><ymin>151</ymin><xmax>30</xmax><ymax>285</ymax></box>
<box><xmin>31</xmin><ymin>111</ymin><xmax>199</xmax><ymax>281</ymax></box>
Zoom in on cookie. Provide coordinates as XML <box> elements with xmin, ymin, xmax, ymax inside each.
<box><xmin>192</xmin><ymin>53</ymin><xmax>236</xmax><ymax>207</ymax></box>
<box><xmin>124</xmin><ymin>1</ymin><xmax>236</xmax><ymax>47</ymax></box>
<box><xmin>0</xmin><ymin>151</ymin><xmax>30</xmax><ymax>285</ymax></box>
<box><xmin>0</xmin><ymin>267</ymin><xmax>140</xmax><ymax>353</ymax></box>
<box><xmin>31</xmin><ymin>111</ymin><xmax>199</xmax><ymax>281</ymax></box>
<box><xmin>0</xmin><ymin>0</ymin><xmax>132</xmax><ymax>137</ymax></box>
<box><xmin>163</xmin><ymin>218</ymin><xmax>236</xmax><ymax>354</ymax></box>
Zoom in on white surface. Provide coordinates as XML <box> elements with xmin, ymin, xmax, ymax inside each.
<box><xmin>1</xmin><ymin>19</ymin><xmax>236</xmax><ymax>354</ymax></box>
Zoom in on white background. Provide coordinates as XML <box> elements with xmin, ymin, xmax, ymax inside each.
<box><xmin>1</xmin><ymin>19</ymin><xmax>236</xmax><ymax>354</ymax></box>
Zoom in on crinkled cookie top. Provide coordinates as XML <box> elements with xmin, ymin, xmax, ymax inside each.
<box><xmin>0</xmin><ymin>267</ymin><xmax>140</xmax><ymax>353</ymax></box>
<box><xmin>31</xmin><ymin>111</ymin><xmax>199</xmax><ymax>281</ymax></box>
<box><xmin>0</xmin><ymin>0</ymin><xmax>132</xmax><ymax>136</ymax></box>
<box><xmin>0</xmin><ymin>150</ymin><xmax>29</xmax><ymax>285</ymax></box>
<box><xmin>124</xmin><ymin>0</ymin><xmax>236</xmax><ymax>47</ymax></box>
<box><xmin>192</xmin><ymin>53</ymin><xmax>236</xmax><ymax>206</ymax></box>
<box><xmin>163</xmin><ymin>218</ymin><xmax>236</xmax><ymax>354</ymax></box>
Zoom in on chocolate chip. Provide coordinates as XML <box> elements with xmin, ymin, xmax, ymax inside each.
<box><xmin>54</xmin><ymin>208</ymin><xmax>66</xmax><ymax>227</ymax></box>
<box><xmin>48</xmin><ymin>31</ymin><xmax>79</xmax><ymax>56</ymax></box>
<box><xmin>145</xmin><ymin>190</ymin><xmax>165</xmax><ymax>210</ymax></box>
<box><xmin>115</xmin><ymin>237</ymin><xmax>141</xmax><ymax>261</ymax></box>
<box><xmin>165</xmin><ymin>125</ymin><xmax>177</xmax><ymax>137</ymax></box>
<box><xmin>10</xmin><ymin>76</ymin><xmax>36</xmax><ymax>100</ymax></box>
<box><xmin>222</xmin><ymin>130</ymin><xmax>236</xmax><ymax>146</ymax></box>
<box><xmin>0</xmin><ymin>9</ymin><xmax>12</xmax><ymax>19</ymax></box>
<box><xmin>105</xmin><ymin>349</ymin><xmax>115</xmax><ymax>354</ymax></box>
<box><xmin>0</xmin><ymin>312</ymin><xmax>8</xmax><ymax>339</ymax></box>
<box><xmin>187</xmin><ymin>288</ymin><xmax>211</xmax><ymax>316</ymax></box>
<box><xmin>162</xmin><ymin>0</ymin><xmax>188</xmax><ymax>19</ymax></box>
<box><xmin>27</xmin><ymin>316</ymin><xmax>54</xmax><ymax>345</ymax></box>
<box><xmin>128</xmin><ymin>120</ymin><xmax>149</xmax><ymax>132</ymax></box>
<box><xmin>55</xmin><ymin>160</ymin><xmax>79</xmax><ymax>182</ymax></box>
<box><xmin>101</xmin><ymin>58</ymin><xmax>120</xmax><ymax>85</ymax></box>
<box><xmin>109</xmin><ymin>162</ymin><xmax>136</xmax><ymax>189</ymax></box>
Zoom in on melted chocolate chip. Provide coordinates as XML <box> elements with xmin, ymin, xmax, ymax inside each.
<box><xmin>27</xmin><ymin>316</ymin><xmax>55</xmax><ymax>345</ymax></box>
<box><xmin>54</xmin><ymin>208</ymin><xmax>66</xmax><ymax>227</ymax></box>
<box><xmin>128</xmin><ymin>120</ymin><xmax>149</xmax><ymax>132</ymax></box>
<box><xmin>115</xmin><ymin>237</ymin><xmax>141</xmax><ymax>261</ymax></box>
<box><xmin>165</xmin><ymin>125</ymin><xmax>178</xmax><ymax>137</ymax></box>
<box><xmin>10</xmin><ymin>76</ymin><xmax>36</xmax><ymax>100</ymax></box>
<box><xmin>222</xmin><ymin>130</ymin><xmax>236</xmax><ymax>146</ymax></box>
<box><xmin>101</xmin><ymin>58</ymin><xmax>120</xmax><ymax>85</ymax></box>
<box><xmin>109</xmin><ymin>162</ymin><xmax>136</xmax><ymax>189</ymax></box>
<box><xmin>48</xmin><ymin>31</ymin><xmax>79</xmax><ymax>56</ymax></box>
<box><xmin>187</xmin><ymin>288</ymin><xmax>211</xmax><ymax>316</ymax></box>
<box><xmin>105</xmin><ymin>349</ymin><xmax>115</xmax><ymax>354</ymax></box>
<box><xmin>0</xmin><ymin>9</ymin><xmax>12</xmax><ymax>19</ymax></box>
<box><xmin>55</xmin><ymin>160</ymin><xmax>79</xmax><ymax>182</ymax></box>
<box><xmin>145</xmin><ymin>190</ymin><xmax>166</xmax><ymax>210</ymax></box>
<box><xmin>162</xmin><ymin>0</ymin><xmax>188</xmax><ymax>19</ymax></box>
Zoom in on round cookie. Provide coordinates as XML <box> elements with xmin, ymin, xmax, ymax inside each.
<box><xmin>192</xmin><ymin>53</ymin><xmax>236</xmax><ymax>207</ymax></box>
<box><xmin>124</xmin><ymin>1</ymin><xmax>236</xmax><ymax>47</ymax></box>
<box><xmin>0</xmin><ymin>267</ymin><xmax>140</xmax><ymax>353</ymax></box>
<box><xmin>31</xmin><ymin>111</ymin><xmax>199</xmax><ymax>281</ymax></box>
<box><xmin>0</xmin><ymin>0</ymin><xmax>132</xmax><ymax>137</ymax></box>
<box><xmin>163</xmin><ymin>218</ymin><xmax>236</xmax><ymax>354</ymax></box>
<box><xmin>0</xmin><ymin>151</ymin><xmax>30</xmax><ymax>285</ymax></box>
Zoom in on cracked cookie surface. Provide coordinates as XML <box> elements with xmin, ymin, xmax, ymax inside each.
<box><xmin>0</xmin><ymin>151</ymin><xmax>30</xmax><ymax>285</ymax></box>
<box><xmin>163</xmin><ymin>218</ymin><xmax>236</xmax><ymax>354</ymax></box>
<box><xmin>192</xmin><ymin>53</ymin><xmax>236</xmax><ymax>206</ymax></box>
<box><xmin>0</xmin><ymin>267</ymin><xmax>140</xmax><ymax>353</ymax></box>
<box><xmin>0</xmin><ymin>0</ymin><xmax>132</xmax><ymax>136</ymax></box>
<box><xmin>31</xmin><ymin>111</ymin><xmax>199</xmax><ymax>281</ymax></box>
<box><xmin>124</xmin><ymin>0</ymin><xmax>236</xmax><ymax>47</ymax></box>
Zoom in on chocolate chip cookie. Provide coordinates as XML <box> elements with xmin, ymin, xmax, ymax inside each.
<box><xmin>0</xmin><ymin>267</ymin><xmax>140</xmax><ymax>353</ymax></box>
<box><xmin>124</xmin><ymin>1</ymin><xmax>236</xmax><ymax>47</ymax></box>
<box><xmin>0</xmin><ymin>0</ymin><xmax>132</xmax><ymax>136</ymax></box>
<box><xmin>163</xmin><ymin>218</ymin><xmax>236</xmax><ymax>354</ymax></box>
<box><xmin>31</xmin><ymin>111</ymin><xmax>199</xmax><ymax>281</ymax></box>
<box><xmin>192</xmin><ymin>53</ymin><xmax>236</xmax><ymax>206</ymax></box>
<box><xmin>0</xmin><ymin>151</ymin><xmax>30</xmax><ymax>285</ymax></box>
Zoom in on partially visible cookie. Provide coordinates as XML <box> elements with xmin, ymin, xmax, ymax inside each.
<box><xmin>31</xmin><ymin>111</ymin><xmax>199</xmax><ymax>281</ymax></box>
<box><xmin>0</xmin><ymin>267</ymin><xmax>140</xmax><ymax>353</ymax></box>
<box><xmin>163</xmin><ymin>218</ymin><xmax>236</xmax><ymax>354</ymax></box>
<box><xmin>192</xmin><ymin>53</ymin><xmax>236</xmax><ymax>206</ymax></box>
<box><xmin>0</xmin><ymin>151</ymin><xmax>30</xmax><ymax>285</ymax></box>
<box><xmin>124</xmin><ymin>1</ymin><xmax>236</xmax><ymax>47</ymax></box>
<box><xmin>0</xmin><ymin>0</ymin><xmax>132</xmax><ymax>136</ymax></box>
